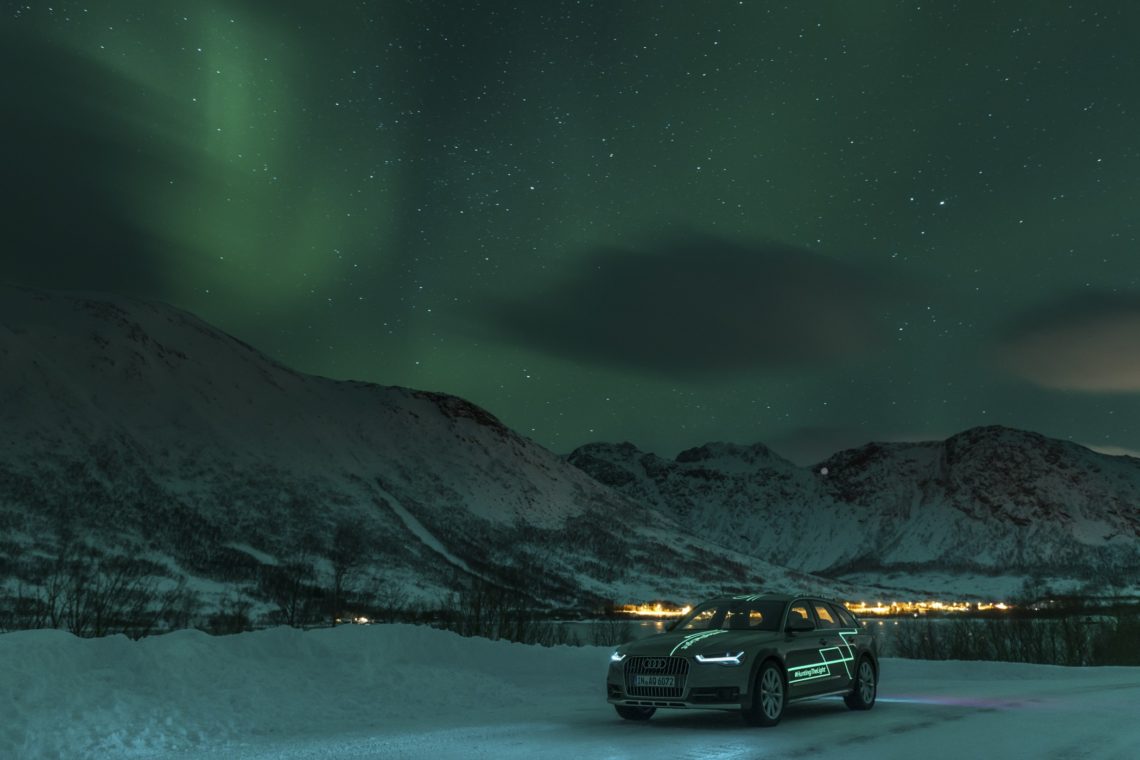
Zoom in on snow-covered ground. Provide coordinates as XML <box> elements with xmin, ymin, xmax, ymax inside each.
<box><xmin>3</xmin><ymin>624</ymin><xmax>1138</xmax><ymax>759</ymax></box>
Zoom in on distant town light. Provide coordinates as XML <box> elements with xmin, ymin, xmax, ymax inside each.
<box><xmin>846</xmin><ymin>600</ymin><xmax>1013</xmax><ymax>617</ymax></box>
<box><xmin>615</xmin><ymin>603</ymin><xmax>692</xmax><ymax>617</ymax></box>
<box><xmin>614</xmin><ymin>599</ymin><xmax>1014</xmax><ymax>621</ymax></box>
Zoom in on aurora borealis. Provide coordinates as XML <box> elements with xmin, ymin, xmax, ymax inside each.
<box><xmin>4</xmin><ymin>1</ymin><xmax>1140</xmax><ymax>463</ymax></box>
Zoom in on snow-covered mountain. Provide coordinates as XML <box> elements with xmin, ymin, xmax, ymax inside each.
<box><xmin>0</xmin><ymin>285</ymin><xmax>860</xmax><ymax>620</ymax></box>
<box><xmin>567</xmin><ymin>442</ymin><xmax>854</xmax><ymax>573</ymax></box>
<box><xmin>568</xmin><ymin>430</ymin><xmax>1140</xmax><ymax>595</ymax></box>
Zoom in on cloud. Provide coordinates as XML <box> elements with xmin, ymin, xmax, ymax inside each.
<box><xmin>996</xmin><ymin>293</ymin><xmax>1140</xmax><ymax>392</ymax></box>
<box><xmin>1083</xmin><ymin>443</ymin><xmax>1140</xmax><ymax>459</ymax></box>
<box><xmin>483</xmin><ymin>235</ymin><xmax>891</xmax><ymax>376</ymax></box>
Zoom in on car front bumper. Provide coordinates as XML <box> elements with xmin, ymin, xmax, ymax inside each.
<box><xmin>606</xmin><ymin>661</ymin><xmax>749</xmax><ymax>710</ymax></box>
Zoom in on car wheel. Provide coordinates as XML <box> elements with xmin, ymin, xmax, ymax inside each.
<box><xmin>615</xmin><ymin>705</ymin><xmax>655</xmax><ymax>721</ymax></box>
<box><xmin>844</xmin><ymin>657</ymin><xmax>876</xmax><ymax>710</ymax></box>
<box><xmin>742</xmin><ymin>660</ymin><xmax>785</xmax><ymax>727</ymax></box>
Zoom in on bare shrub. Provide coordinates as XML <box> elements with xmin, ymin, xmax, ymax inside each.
<box><xmin>432</xmin><ymin>580</ymin><xmax>580</xmax><ymax>647</ymax></box>
<box><xmin>260</xmin><ymin>558</ymin><xmax>323</xmax><ymax>628</ymax></box>
<box><xmin>330</xmin><ymin>519</ymin><xmax>373</xmax><ymax>624</ymax></box>
<box><xmin>1092</xmin><ymin>613</ymin><xmax>1140</xmax><ymax>665</ymax></box>
<box><xmin>2</xmin><ymin>549</ymin><xmax>195</xmax><ymax>638</ymax></box>
<box><xmin>892</xmin><ymin>619</ymin><xmax>943</xmax><ymax>660</ymax></box>
<box><xmin>891</xmin><ymin>617</ymin><xmax>1098</xmax><ymax>665</ymax></box>
<box><xmin>590</xmin><ymin>618</ymin><xmax>635</xmax><ymax>647</ymax></box>
<box><xmin>203</xmin><ymin>593</ymin><xmax>255</xmax><ymax>635</ymax></box>
<box><xmin>366</xmin><ymin>583</ymin><xmax>412</xmax><ymax>623</ymax></box>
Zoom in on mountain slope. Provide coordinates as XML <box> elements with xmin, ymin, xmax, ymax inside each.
<box><xmin>567</xmin><ymin>441</ymin><xmax>861</xmax><ymax>572</ymax></box>
<box><xmin>817</xmin><ymin>428</ymin><xmax>1140</xmax><ymax>573</ymax></box>
<box><xmin>569</xmin><ymin>430</ymin><xmax>1140</xmax><ymax>591</ymax></box>
<box><xmin>0</xmin><ymin>285</ymin><xmax>856</xmax><ymax>620</ymax></box>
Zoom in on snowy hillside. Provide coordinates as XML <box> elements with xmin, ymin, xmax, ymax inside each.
<box><xmin>569</xmin><ymin>431</ymin><xmax>1140</xmax><ymax>595</ymax></box>
<box><xmin>0</xmin><ymin>285</ymin><xmax>859</xmax><ymax>620</ymax></box>
<box><xmin>567</xmin><ymin>442</ymin><xmax>861</xmax><ymax>573</ymax></box>
<box><xmin>3</xmin><ymin>623</ymin><xmax>1138</xmax><ymax>759</ymax></box>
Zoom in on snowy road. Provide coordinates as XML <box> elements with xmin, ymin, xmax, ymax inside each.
<box><xmin>194</xmin><ymin>666</ymin><xmax>1140</xmax><ymax>760</ymax></box>
<box><xmin>4</xmin><ymin>625</ymin><xmax>1138</xmax><ymax>759</ymax></box>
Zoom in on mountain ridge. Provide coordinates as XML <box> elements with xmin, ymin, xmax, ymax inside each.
<box><xmin>5</xmin><ymin>283</ymin><xmax>1136</xmax><ymax>626</ymax></box>
<box><xmin>1</xmin><ymin>284</ymin><xmax>864</xmax><ymax>627</ymax></box>
<box><xmin>568</xmin><ymin>425</ymin><xmax>1140</xmax><ymax>595</ymax></box>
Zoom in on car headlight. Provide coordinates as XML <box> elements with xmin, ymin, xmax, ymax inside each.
<box><xmin>695</xmin><ymin>651</ymin><xmax>745</xmax><ymax>666</ymax></box>
<box><xmin>610</xmin><ymin>651</ymin><xmax>627</xmax><ymax>663</ymax></box>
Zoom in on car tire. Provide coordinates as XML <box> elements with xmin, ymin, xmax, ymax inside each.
<box><xmin>615</xmin><ymin>705</ymin><xmax>655</xmax><ymax>721</ymax></box>
<box><xmin>741</xmin><ymin>660</ymin><xmax>785</xmax><ymax>727</ymax></box>
<box><xmin>844</xmin><ymin>657</ymin><xmax>876</xmax><ymax>711</ymax></box>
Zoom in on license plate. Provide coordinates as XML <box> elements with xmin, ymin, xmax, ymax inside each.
<box><xmin>634</xmin><ymin>675</ymin><xmax>675</xmax><ymax>688</ymax></box>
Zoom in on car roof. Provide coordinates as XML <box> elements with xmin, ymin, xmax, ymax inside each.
<box><xmin>700</xmin><ymin>593</ymin><xmax>846</xmax><ymax>605</ymax></box>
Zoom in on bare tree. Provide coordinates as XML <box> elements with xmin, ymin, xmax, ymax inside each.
<box><xmin>205</xmin><ymin>592</ymin><xmax>255</xmax><ymax>635</ymax></box>
<box><xmin>330</xmin><ymin>519</ymin><xmax>371</xmax><ymax>624</ymax></box>
<box><xmin>372</xmin><ymin>582</ymin><xmax>411</xmax><ymax>622</ymax></box>
<box><xmin>9</xmin><ymin>543</ymin><xmax>193</xmax><ymax>638</ymax></box>
<box><xmin>267</xmin><ymin>558</ymin><xmax>316</xmax><ymax>627</ymax></box>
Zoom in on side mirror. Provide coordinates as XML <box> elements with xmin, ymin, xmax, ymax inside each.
<box><xmin>786</xmin><ymin>619</ymin><xmax>815</xmax><ymax>633</ymax></box>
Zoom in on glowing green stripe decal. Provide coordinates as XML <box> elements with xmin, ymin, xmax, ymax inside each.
<box><xmin>836</xmin><ymin>629</ymin><xmax>857</xmax><ymax>678</ymax></box>
<box><xmin>788</xmin><ymin>628</ymin><xmax>858</xmax><ymax>684</ymax></box>
<box><xmin>669</xmin><ymin>629</ymin><xmax>728</xmax><ymax>656</ymax></box>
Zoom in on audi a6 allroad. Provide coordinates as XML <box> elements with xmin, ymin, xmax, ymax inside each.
<box><xmin>606</xmin><ymin>593</ymin><xmax>878</xmax><ymax>726</ymax></box>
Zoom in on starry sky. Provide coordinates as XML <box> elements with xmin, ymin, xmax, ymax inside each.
<box><xmin>4</xmin><ymin>1</ymin><xmax>1140</xmax><ymax>464</ymax></box>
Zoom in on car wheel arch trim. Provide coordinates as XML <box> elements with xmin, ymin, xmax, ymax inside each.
<box><xmin>747</xmin><ymin>655</ymin><xmax>786</xmax><ymax>708</ymax></box>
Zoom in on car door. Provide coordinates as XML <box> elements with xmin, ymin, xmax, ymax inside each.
<box><xmin>811</xmin><ymin>601</ymin><xmax>856</xmax><ymax>692</ymax></box>
<box><xmin>783</xmin><ymin>600</ymin><xmax>834</xmax><ymax>699</ymax></box>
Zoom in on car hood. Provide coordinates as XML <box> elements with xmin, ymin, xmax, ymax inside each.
<box><xmin>619</xmin><ymin>629</ymin><xmax>783</xmax><ymax>657</ymax></box>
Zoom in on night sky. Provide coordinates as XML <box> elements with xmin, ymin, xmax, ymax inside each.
<box><xmin>4</xmin><ymin>1</ymin><xmax>1140</xmax><ymax>464</ymax></box>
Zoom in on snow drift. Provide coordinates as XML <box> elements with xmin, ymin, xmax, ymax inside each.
<box><xmin>3</xmin><ymin>623</ymin><xmax>1139</xmax><ymax>759</ymax></box>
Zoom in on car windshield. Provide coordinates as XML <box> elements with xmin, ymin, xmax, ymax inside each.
<box><xmin>674</xmin><ymin>600</ymin><xmax>785</xmax><ymax>632</ymax></box>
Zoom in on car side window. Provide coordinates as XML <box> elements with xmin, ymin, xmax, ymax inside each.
<box><xmin>831</xmin><ymin>603</ymin><xmax>858</xmax><ymax>628</ymax></box>
<box><xmin>724</xmin><ymin>606</ymin><xmax>775</xmax><ymax>630</ymax></box>
<box><xmin>787</xmin><ymin>602</ymin><xmax>811</xmax><ymax>628</ymax></box>
<box><xmin>724</xmin><ymin>609</ymin><xmax>751</xmax><ymax>629</ymax></box>
<box><xmin>679</xmin><ymin>607</ymin><xmax>719</xmax><ymax>630</ymax></box>
<box><xmin>813</xmin><ymin>603</ymin><xmax>838</xmax><ymax>628</ymax></box>
<box><xmin>746</xmin><ymin>607</ymin><xmax>768</xmax><ymax>629</ymax></box>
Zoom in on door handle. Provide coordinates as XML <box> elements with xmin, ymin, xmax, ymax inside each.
<box><xmin>818</xmin><ymin>638</ymin><xmax>829</xmax><ymax>645</ymax></box>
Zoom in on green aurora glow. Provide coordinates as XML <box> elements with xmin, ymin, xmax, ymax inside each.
<box><xmin>4</xmin><ymin>1</ymin><xmax>1140</xmax><ymax>462</ymax></box>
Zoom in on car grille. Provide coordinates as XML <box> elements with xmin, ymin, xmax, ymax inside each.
<box><xmin>624</xmin><ymin>656</ymin><xmax>689</xmax><ymax>698</ymax></box>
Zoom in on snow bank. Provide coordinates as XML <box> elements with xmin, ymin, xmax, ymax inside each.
<box><xmin>3</xmin><ymin>624</ymin><xmax>1139</xmax><ymax>759</ymax></box>
<box><xmin>1</xmin><ymin>624</ymin><xmax>605</xmax><ymax>759</ymax></box>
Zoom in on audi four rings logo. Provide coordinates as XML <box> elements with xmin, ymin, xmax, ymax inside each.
<box><xmin>644</xmin><ymin>658</ymin><xmax>666</xmax><ymax>670</ymax></box>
